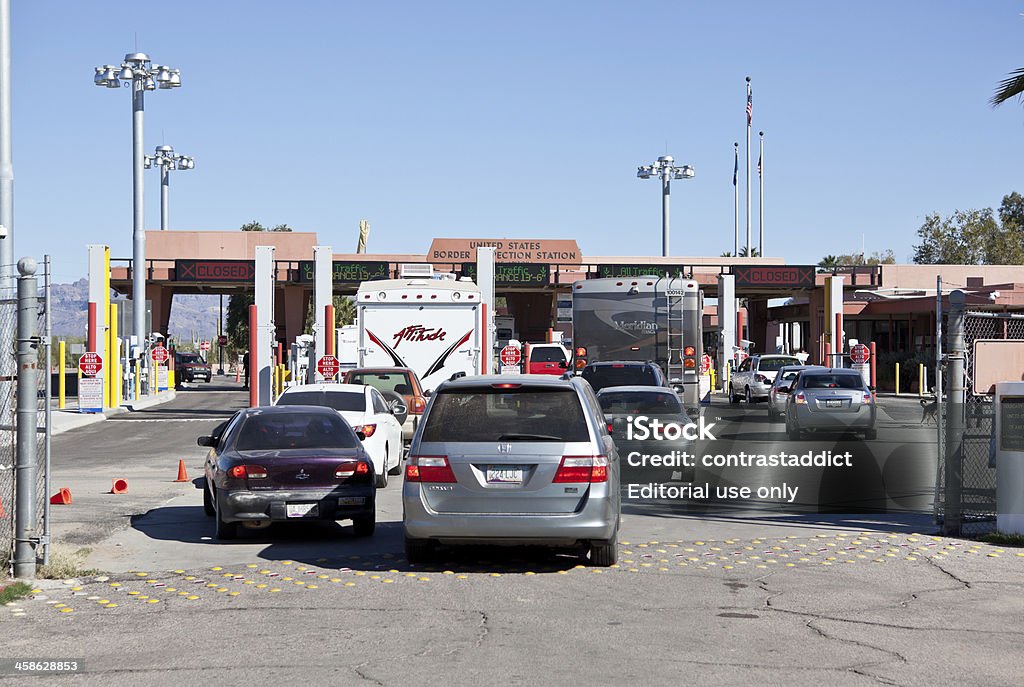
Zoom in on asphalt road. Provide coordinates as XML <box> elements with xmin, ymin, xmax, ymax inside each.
<box><xmin>3</xmin><ymin>384</ymin><xmax>1021</xmax><ymax>686</ymax></box>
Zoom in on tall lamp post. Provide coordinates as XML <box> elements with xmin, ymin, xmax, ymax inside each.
<box><xmin>93</xmin><ymin>53</ymin><xmax>181</xmax><ymax>366</ymax></box>
<box><xmin>637</xmin><ymin>155</ymin><xmax>695</xmax><ymax>257</ymax></box>
<box><xmin>145</xmin><ymin>145</ymin><xmax>194</xmax><ymax>231</ymax></box>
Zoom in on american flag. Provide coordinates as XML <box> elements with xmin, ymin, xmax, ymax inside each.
<box><xmin>746</xmin><ymin>90</ymin><xmax>753</xmax><ymax>126</ymax></box>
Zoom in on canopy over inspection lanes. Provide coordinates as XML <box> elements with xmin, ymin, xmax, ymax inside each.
<box><xmin>106</xmin><ymin>230</ymin><xmax>1024</xmax><ymax>360</ymax></box>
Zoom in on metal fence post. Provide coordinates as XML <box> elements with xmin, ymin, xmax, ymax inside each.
<box><xmin>13</xmin><ymin>257</ymin><xmax>38</xmax><ymax>578</ymax></box>
<box><xmin>942</xmin><ymin>289</ymin><xmax>966</xmax><ymax>536</ymax></box>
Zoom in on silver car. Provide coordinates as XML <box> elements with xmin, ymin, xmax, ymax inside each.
<box><xmin>785</xmin><ymin>369</ymin><xmax>877</xmax><ymax>440</ymax></box>
<box><xmin>767</xmin><ymin>365</ymin><xmax>824</xmax><ymax>422</ymax></box>
<box><xmin>403</xmin><ymin>374</ymin><xmax>621</xmax><ymax>566</ymax></box>
<box><xmin>730</xmin><ymin>354</ymin><xmax>802</xmax><ymax>404</ymax></box>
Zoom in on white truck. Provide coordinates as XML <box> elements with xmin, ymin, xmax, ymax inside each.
<box><xmin>355</xmin><ymin>277</ymin><xmax>484</xmax><ymax>392</ymax></box>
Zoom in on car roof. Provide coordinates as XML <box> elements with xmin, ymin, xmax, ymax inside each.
<box><xmin>597</xmin><ymin>385</ymin><xmax>678</xmax><ymax>395</ymax></box>
<box><xmin>778</xmin><ymin>365</ymin><xmax>824</xmax><ymax>372</ymax></box>
<box><xmin>282</xmin><ymin>383</ymin><xmax>367</xmax><ymax>394</ymax></box>
<box><xmin>438</xmin><ymin>373</ymin><xmax>579</xmax><ymax>391</ymax></box>
<box><xmin>346</xmin><ymin>367</ymin><xmax>416</xmax><ymax>375</ymax></box>
<box><xmin>754</xmin><ymin>354</ymin><xmax>801</xmax><ymax>360</ymax></box>
<box><xmin>585</xmin><ymin>360</ymin><xmax>657</xmax><ymax>367</ymax></box>
<box><xmin>800</xmin><ymin>368</ymin><xmax>862</xmax><ymax>375</ymax></box>
<box><xmin>239</xmin><ymin>404</ymin><xmax>341</xmax><ymax>417</ymax></box>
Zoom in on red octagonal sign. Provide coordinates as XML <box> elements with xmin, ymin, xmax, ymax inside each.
<box><xmin>500</xmin><ymin>345</ymin><xmax>521</xmax><ymax>367</ymax></box>
<box><xmin>850</xmin><ymin>343</ymin><xmax>871</xmax><ymax>364</ymax></box>
<box><xmin>79</xmin><ymin>351</ymin><xmax>103</xmax><ymax>376</ymax></box>
<box><xmin>151</xmin><ymin>346</ymin><xmax>169</xmax><ymax>364</ymax></box>
<box><xmin>317</xmin><ymin>355</ymin><xmax>340</xmax><ymax>378</ymax></box>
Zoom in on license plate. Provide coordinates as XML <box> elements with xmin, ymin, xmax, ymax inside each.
<box><xmin>337</xmin><ymin>497</ymin><xmax>365</xmax><ymax>506</ymax></box>
<box><xmin>825</xmin><ymin>399</ymin><xmax>843</xmax><ymax>408</ymax></box>
<box><xmin>286</xmin><ymin>503</ymin><xmax>318</xmax><ymax>518</ymax></box>
<box><xmin>486</xmin><ymin>466</ymin><xmax>524</xmax><ymax>484</ymax></box>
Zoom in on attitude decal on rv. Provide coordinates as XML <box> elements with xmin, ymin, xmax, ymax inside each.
<box><xmin>392</xmin><ymin>325</ymin><xmax>448</xmax><ymax>348</ymax></box>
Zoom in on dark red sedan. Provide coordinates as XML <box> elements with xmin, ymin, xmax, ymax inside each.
<box><xmin>201</xmin><ymin>406</ymin><xmax>376</xmax><ymax>539</ymax></box>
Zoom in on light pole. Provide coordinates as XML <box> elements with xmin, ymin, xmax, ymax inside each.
<box><xmin>145</xmin><ymin>145</ymin><xmax>194</xmax><ymax>231</ymax></box>
<box><xmin>637</xmin><ymin>155</ymin><xmax>695</xmax><ymax>257</ymax></box>
<box><xmin>93</xmin><ymin>54</ymin><xmax>181</xmax><ymax>365</ymax></box>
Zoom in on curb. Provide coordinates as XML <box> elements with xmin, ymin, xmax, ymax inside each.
<box><xmin>50</xmin><ymin>390</ymin><xmax>177</xmax><ymax>436</ymax></box>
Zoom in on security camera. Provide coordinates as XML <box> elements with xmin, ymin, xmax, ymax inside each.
<box><xmin>991</xmin><ymin>291</ymin><xmax>1001</xmax><ymax>300</ymax></box>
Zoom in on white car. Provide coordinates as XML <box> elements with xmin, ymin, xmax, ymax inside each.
<box><xmin>275</xmin><ymin>383</ymin><xmax>405</xmax><ymax>488</ymax></box>
<box><xmin>729</xmin><ymin>354</ymin><xmax>802</xmax><ymax>404</ymax></box>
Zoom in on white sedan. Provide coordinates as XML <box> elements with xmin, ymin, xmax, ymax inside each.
<box><xmin>274</xmin><ymin>383</ymin><xmax>405</xmax><ymax>488</ymax></box>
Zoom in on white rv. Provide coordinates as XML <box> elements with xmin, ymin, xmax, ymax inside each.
<box><xmin>355</xmin><ymin>276</ymin><xmax>484</xmax><ymax>392</ymax></box>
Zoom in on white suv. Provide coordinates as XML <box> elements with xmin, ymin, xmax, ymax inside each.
<box><xmin>729</xmin><ymin>354</ymin><xmax>802</xmax><ymax>404</ymax></box>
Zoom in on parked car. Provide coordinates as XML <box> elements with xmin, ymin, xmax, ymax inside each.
<box><xmin>175</xmin><ymin>351</ymin><xmax>211</xmax><ymax>383</ymax></box>
<box><xmin>785</xmin><ymin>368</ymin><xmax>877</xmax><ymax>440</ymax></box>
<box><xmin>200</xmin><ymin>406</ymin><xmax>376</xmax><ymax>539</ymax></box>
<box><xmin>343</xmin><ymin>367</ymin><xmax>427</xmax><ymax>443</ymax></box>
<box><xmin>580</xmin><ymin>360</ymin><xmax>668</xmax><ymax>393</ymax></box>
<box><xmin>767</xmin><ymin>365</ymin><xmax>825</xmax><ymax>422</ymax></box>
<box><xmin>524</xmin><ymin>343</ymin><xmax>571</xmax><ymax>375</ymax></box>
<box><xmin>729</xmin><ymin>354</ymin><xmax>802</xmax><ymax>404</ymax></box>
<box><xmin>403</xmin><ymin>374</ymin><xmax>621</xmax><ymax>566</ymax></box>
<box><xmin>597</xmin><ymin>386</ymin><xmax>694</xmax><ymax>482</ymax></box>
<box><xmin>275</xmin><ymin>383</ymin><xmax>405</xmax><ymax>487</ymax></box>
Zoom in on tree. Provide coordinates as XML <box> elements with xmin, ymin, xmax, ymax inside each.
<box><xmin>912</xmin><ymin>206</ymin><xmax>1011</xmax><ymax>265</ymax></box>
<box><xmin>992</xmin><ymin>67</ymin><xmax>1024</xmax><ymax>109</ymax></box>
<box><xmin>720</xmin><ymin>246</ymin><xmax>760</xmax><ymax>257</ymax></box>
<box><xmin>818</xmin><ymin>255</ymin><xmax>840</xmax><ymax>269</ymax></box>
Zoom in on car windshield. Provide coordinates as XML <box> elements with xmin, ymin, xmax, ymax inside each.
<box><xmin>234</xmin><ymin>412</ymin><xmax>360</xmax><ymax>451</ymax></box>
<box><xmin>599</xmin><ymin>391</ymin><xmax>681</xmax><ymax>415</ymax></box>
<box><xmin>530</xmin><ymin>347</ymin><xmax>566</xmax><ymax>363</ymax></box>
<box><xmin>277</xmin><ymin>390</ymin><xmax>366</xmax><ymax>412</ymax></box>
<box><xmin>800</xmin><ymin>374</ymin><xmax>864</xmax><ymax>390</ymax></box>
<box><xmin>348</xmin><ymin>372</ymin><xmax>412</xmax><ymax>395</ymax></box>
<box><xmin>178</xmin><ymin>354</ymin><xmax>203</xmax><ymax>364</ymax></box>
<box><xmin>583</xmin><ymin>365</ymin><xmax>657</xmax><ymax>391</ymax></box>
<box><xmin>421</xmin><ymin>388</ymin><xmax>589</xmax><ymax>442</ymax></box>
<box><xmin>757</xmin><ymin>357</ymin><xmax>801</xmax><ymax>372</ymax></box>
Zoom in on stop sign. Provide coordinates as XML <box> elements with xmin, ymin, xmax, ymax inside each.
<box><xmin>850</xmin><ymin>343</ymin><xmax>870</xmax><ymax>364</ymax></box>
<box><xmin>317</xmin><ymin>355</ymin><xmax>340</xmax><ymax>378</ymax></box>
<box><xmin>200</xmin><ymin>340</ymin><xmax>211</xmax><ymax>351</ymax></box>
<box><xmin>79</xmin><ymin>351</ymin><xmax>103</xmax><ymax>376</ymax></box>
<box><xmin>151</xmin><ymin>346</ymin><xmax>169</xmax><ymax>364</ymax></box>
<box><xmin>500</xmin><ymin>345</ymin><xmax>521</xmax><ymax>367</ymax></box>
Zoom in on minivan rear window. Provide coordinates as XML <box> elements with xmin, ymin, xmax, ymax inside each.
<box><xmin>757</xmin><ymin>357</ymin><xmax>801</xmax><ymax>372</ymax></box>
<box><xmin>583</xmin><ymin>365</ymin><xmax>657</xmax><ymax>391</ymax></box>
<box><xmin>421</xmin><ymin>388</ymin><xmax>589</xmax><ymax>442</ymax></box>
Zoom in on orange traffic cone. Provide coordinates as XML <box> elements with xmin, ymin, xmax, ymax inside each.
<box><xmin>50</xmin><ymin>488</ymin><xmax>72</xmax><ymax>505</ymax></box>
<box><xmin>174</xmin><ymin>460</ymin><xmax>189</xmax><ymax>483</ymax></box>
<box><xmin>110</xmin><ymin>479</ymin><xmax>128</xmax><ymax>494</ymax></box>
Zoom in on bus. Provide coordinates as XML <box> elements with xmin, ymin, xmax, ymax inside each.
<box><xmin>571</xmin><ymin>275</ymin><xmax>703</xmax><ymax>410</ymax></box>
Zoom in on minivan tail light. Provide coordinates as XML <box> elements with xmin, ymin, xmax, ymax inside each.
<box><xmin>795</xmin><ymin>393</ymin><xmax>807</xmax><ymax>405</ymax></box>
<box><xmin>406</xmin><ymin>455</ymin><xmax>456</xmax><ymax>483</ymax></box>
<box><xmin>553</xmin><ymin>455</ymin><xmax>608</xmax><ymax>483</ymax></box>
<box><xmin>411</xmin><ymin>396</ymin><xmax>427</xmax><ymax>414</ymax></box>
<box><xmin>230</xmin><ymin>464</ymin><xmax>267</xmax><ymax>479</ymax></box>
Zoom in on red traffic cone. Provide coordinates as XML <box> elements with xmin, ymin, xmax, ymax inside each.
<box><xmin>50</xmin><ymin>488</ymin><xmax>73</xmax><ymax>505</ymax></box>
<box><xmin>174</xmin><ymin>460</ymin><xmax>189</xmax><ymax>483</ymax></box>
<box><xmin>110</xmin><ymin>479</ymin><xmax>128</xmax><ymax>494</ymax></box>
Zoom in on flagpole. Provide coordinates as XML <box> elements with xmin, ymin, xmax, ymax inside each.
<box><xmin>733</xmin><ymin>142</ymin><xmax>739</xmax><ymax>256</ymax></box>
<box><xmin>759</xmin><ymin>131</ymin><xmax>764</xmax><ymax>256</ymax></box>
<box><xmin>745</xmin><ymin>76</ymin><xmax>752</xmax><ymax>256</ymax></box>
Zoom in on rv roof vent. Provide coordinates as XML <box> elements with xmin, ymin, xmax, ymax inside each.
<box><xmin>400</xmin><ymin>263</ymin><xmax>434</xmax><ymax>279</ymax></box>
<box><xmin>433</xmin><ymin>272</ymin><xmax>457</xmax><ymax>280</ymax></box>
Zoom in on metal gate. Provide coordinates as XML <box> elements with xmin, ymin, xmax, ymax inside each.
<box><xmin>935</xmin><ymin>308</ymin><xmax>1024</xmax><ymax>536</ymax></box>
<box><xmin>0</xmin><ymin>257</ymin><xmax>51</xmax><ymax>574</ymax></box>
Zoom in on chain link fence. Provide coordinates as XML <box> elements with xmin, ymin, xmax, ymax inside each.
<box><xmin>0</xmin><ymin>259</ymin><xmax>51</xmax><ymax>575</ymax></box>
<box><xmin>935</xmin><ymin>309</ymin><xmax>1024</xmax><ymax>536</ymax></box>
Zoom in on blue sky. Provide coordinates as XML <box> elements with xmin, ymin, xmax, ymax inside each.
<box><xmin>9</xmin><ymin>1</ymin><xmax>1024</xmax><ymax>282</ymax></box>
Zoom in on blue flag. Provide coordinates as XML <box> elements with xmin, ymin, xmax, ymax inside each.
<box><xmin>733</xmin><ymin>148</ymin><xmax>739</xmax><ymax>186</ymax></box>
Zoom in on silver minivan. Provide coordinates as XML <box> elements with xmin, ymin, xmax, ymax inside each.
<box><xmin>403</xmin><ymin>374</ymin><xmax>620</xmax><ymax>566</ymax></box>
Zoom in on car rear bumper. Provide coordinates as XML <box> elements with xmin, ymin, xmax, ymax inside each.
<box><xmin>791</xmin><ymin>406</ymin><xmax>876</xmax><ymax>430</ymax></box>
<box><xmin>221</xmin><ymin>486</ymin><xmax>375</xmax><ymax>522</ymax></box>
<box><xmin>403</xmin><ymin>483</ymin><xmax>618</xmax><ymax>544</ymax></box>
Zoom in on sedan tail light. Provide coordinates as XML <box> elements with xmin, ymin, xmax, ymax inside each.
<box><xmin>794</xmin><ymin>393</ymin><xmax>807</xmax><ymax>405</ymax></box>
<box><xmin>553</xmin><ymin>455</ymin><xmax>608</xmax><ymax>483</ymax></box>
<box><xmin>406</xmin><ymin>455</ymin><xmax>457</xmax><ymax>483</ymax></box>
<box><xmin>335</xmin><ymin>461</ymin><xmax>371</xmax><ymax>479</ymax></box>
<box><xmin>862</xmin><ymin>393</ymin><xmax>873</xmax><ymax>405</ymax></box>
<box><xmin>352</xmin><ymin>423</ymin><xmax>376</xmax><ymax>438</ymax></box>
<box><xmin>229</xmin><ymin>464</ymin><xmax>267</xmax><ymax>479</ymax></box>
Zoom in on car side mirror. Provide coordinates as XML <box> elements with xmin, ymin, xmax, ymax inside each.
<box><xmin>355</xmin><ymin>430</ymin><xmax>366</xmax><ymax>441</ymax></box>
<box><xmin>197</xmin><ymin>435</ymin><xmax>216</xmax><ymax>447</ymax></box>
<box><xmin>423</xmin><ymin>389</ymin><xmax>432</xmax><ymax>397</ymax></box>
<box><xmin>868</xmin><ymin>385</ymin><xmax>876</xmax><ymax>392</ymax></box>
<box><xmin>558</xmin><ymin>360</ymin><xmax>568</xmax><ymax>369</ymax></box>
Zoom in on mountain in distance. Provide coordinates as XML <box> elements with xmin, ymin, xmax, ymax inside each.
<box><xmin>50</xmin><ymin>278</ymin><xmax>226</xmax><ymax>342</ymax></box>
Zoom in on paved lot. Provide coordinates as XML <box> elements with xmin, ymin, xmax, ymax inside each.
<box><xmin>3</xmin><ymin>384</ymin><xmax>1020</xmax><ymax>686</ymax></box>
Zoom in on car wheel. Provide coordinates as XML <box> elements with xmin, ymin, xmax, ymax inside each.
<box><xmin>203</xmin><ymin>479</ymin><xmax>215</xmax><ymax>516</ymax></box>
<box><xmin>589</xmin><ymin>529</ymin><xmax>618</xmax><ymax>567</ymax></box>
<box><xmin>864</xmin><ymin>428</ymin><xmax>878</xmax><ymax>440</ymax></box>
<box><xmin>745</xmin><ymin>387</ymin><xmax>754</xmax><ymax>405</ymax></box>
<box><xmin>405</xmin><ymin>537</ymin><xmax>437</xmax><ymax>565</ymax></box>
<box><xmin>375</xmin><ymin>452</ymin><xmax>389</xmax><ymax>488</ymax></box>
<box><xmin>352</xmin><ymin>515</ymin><xmax>376</xmax><ymax>537</ymax></box>
<box><xmin>729</xmin><ymin>384</ymin><xmax>740</xmax><ymax>404</ymax></box>
<box><xmin>214</xmin><ymin>489</ymin><xmax>236</xmax><ymax>540</ymax></box>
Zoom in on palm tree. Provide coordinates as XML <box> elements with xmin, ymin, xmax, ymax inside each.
<box><xmin>992</xmin><ymin>68</ymin><xmax>1024</xmax><ymax>108</ymax></box>
<box><xmin>721</xmin><ymin>246</ymin><xmax>760</xmax><ymax>257</ymax></box>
